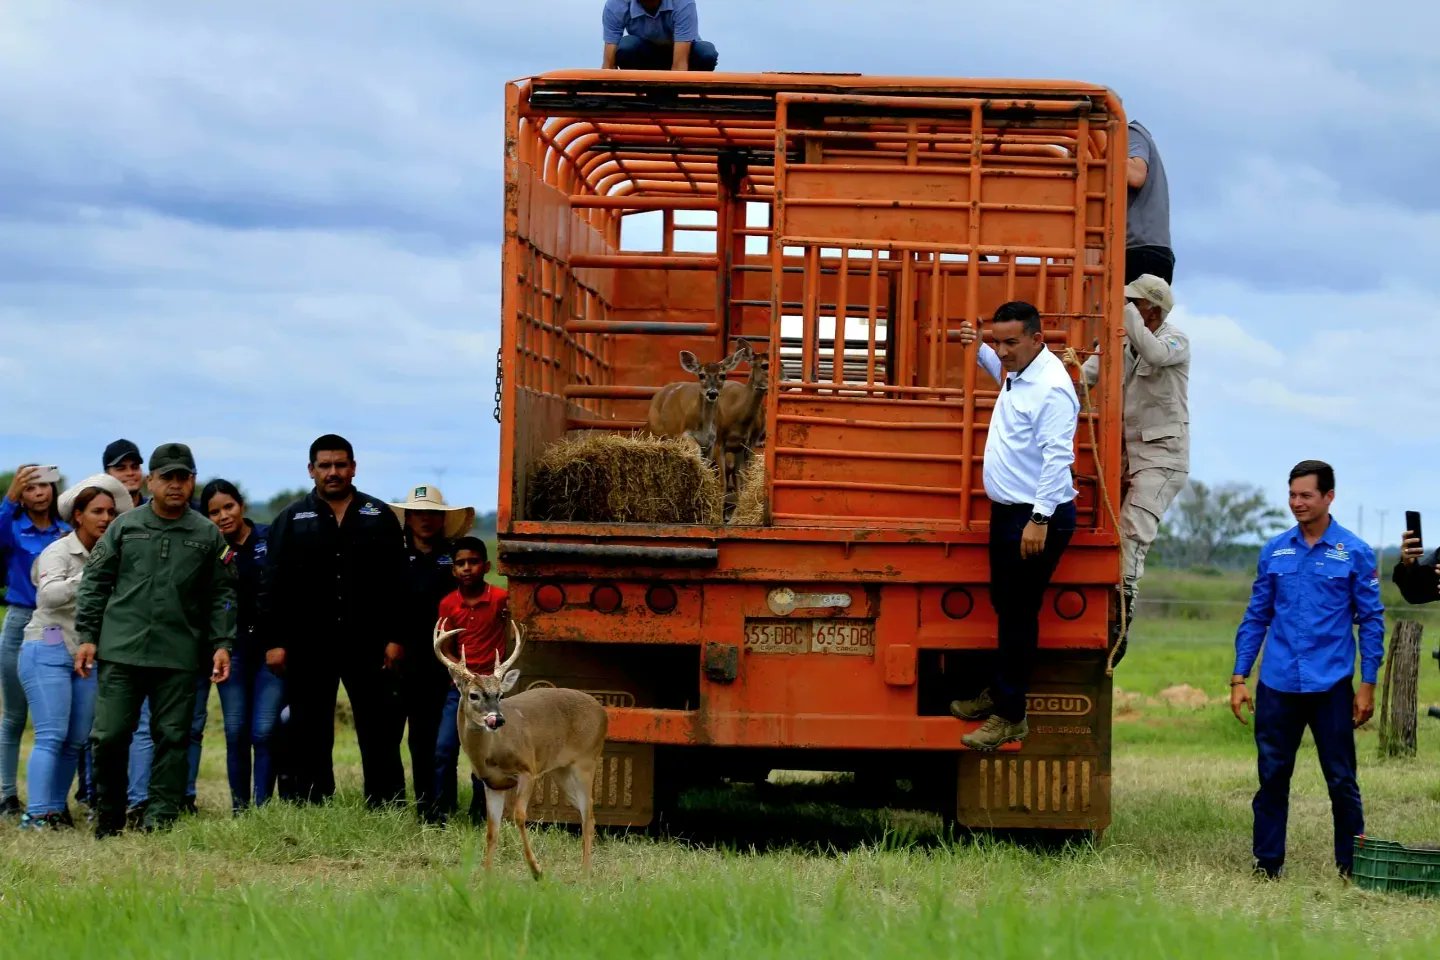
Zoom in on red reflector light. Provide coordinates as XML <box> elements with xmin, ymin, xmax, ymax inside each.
<box><xmin>1054</xmin><ymin>589</ymin><xmax>1087</xmax><ymax>621</ymax></box>
<box><xmin>941</xmin><ymin>587</ymin><xmax>974</xmax><ymax>620</ymax></box>
<box><xmin>646</xmin><ymin>584</ymin><xmax>678</xmax><ymax>614</ymax></box>
<box><xmin>535</xmin><ymin>583</ymin><xmax>565</xmax><ymax>613</ymax></box>
<box><xmin>591</xmin><ymin>584</ymin><xmax>623</xmax><ymax>614</ymax></box>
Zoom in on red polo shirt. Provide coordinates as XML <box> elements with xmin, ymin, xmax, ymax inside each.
<box><xmin>437</xmin><ymin>584</ymin><xmax>510</xmax><ymax>674</ymax></box>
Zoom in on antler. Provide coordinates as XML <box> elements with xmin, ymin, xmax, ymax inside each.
<box><xmin>433</xmin><ymin>618</ymin><xmax>471</xmax><ymax>678</ymax></box>
<box><xmin>494</xmin><ymin>620</ymin><xmax>524</xmax><ymax>677</ymax></box>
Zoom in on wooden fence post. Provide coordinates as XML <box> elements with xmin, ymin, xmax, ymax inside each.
<box><xmin>1378</xmin><ymin>620</ymin><xmax>1423</xmax><ymax>760</ymax></box>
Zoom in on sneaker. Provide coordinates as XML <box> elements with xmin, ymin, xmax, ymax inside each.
<box><xmin>17</xmin><ymin>812</ymin><xmax>65</xmax><ymax>832</ymax></box>
<box><xmin>961</xmin><ymin>714</ymin><xmax>1029</xmax><ymax>751</ymax></box>
<box><xmin>0</xmin><ymin>795</ymin><xmax>21</xmax><ymax>821</ymax></box>
<box><xmin>948</xmin><ymin>689</ymin><xmax>996</xmax><ymax>721</ymax></box>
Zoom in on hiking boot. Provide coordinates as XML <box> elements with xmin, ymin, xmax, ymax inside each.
<box><xmin>124</xmin><ymin>801</ymin><xmax>148</xmax><ymax>830</ymax></box>
<box><xmin>181</xmin><ymin>796</ymin><xmax>199</xmax><ymax>816</ymax></box>
<box><xmin>948</xmin><ymin>688</ymin><xmax>996</xmax><ymax>721</ymax></box>
<box><xmin>961</xmin><ymin>714</ymin><xmax>1029</xmax><ymax>751</ymax></box>
<box><xmin>0</xmin><ymin>795</ymin><xmax>21</xmax><ymax>821</ymax></box>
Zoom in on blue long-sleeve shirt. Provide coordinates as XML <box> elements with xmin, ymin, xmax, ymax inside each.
<box><xmin>0</xmin><ymin>497</ymin><xmax>70</xmax><ymax>609</ymax></box>
<box><xmin>1233</xmin><ymin>519</ymin><xmax>1385</xmax><ymax>693</ymax></box>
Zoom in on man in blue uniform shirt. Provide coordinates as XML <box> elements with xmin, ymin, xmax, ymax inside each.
<box><xmin>601</xmin><ymin>0</ymin><xmax>718</xmax><ymax>71</ymax></box>
<box><xmin>1230</xmin><ymin>459</ymin><xmax>1384</xmax><ymax>879</ymax></box>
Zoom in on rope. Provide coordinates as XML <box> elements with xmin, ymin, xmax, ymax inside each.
<box><xmin>1063</xmin><ymin>347</ymin><xmax>1128</xmax><ymax>678</ymax></box>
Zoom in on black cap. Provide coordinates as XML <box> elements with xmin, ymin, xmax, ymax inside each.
<box><xmin>148</xmin><ymin>442</ymin><xmax>197</xmax><ymax>476</ymax></box>
<box><xmin>103</xmin><ymin>438</ymin><xmax>142</xmax><ymax>469</ymax></box>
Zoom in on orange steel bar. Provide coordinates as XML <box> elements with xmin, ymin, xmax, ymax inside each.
<box><xmin>783</xmin><ymin>379</ymin><xmax>961</xmax><ymax>397</ymax></box>
<box><xmin>958</xmin><ymin>101</ymin><xmax>984</xmax><ymax>531</ymax></box>
<box><xmin>928</xmin><ymin>252</ymin><xmax>942</xmax><ymax>387</ymax></box>
<box><xmin>775</xmin><ymin>393</ymin><xmax>964</xmax><ymax>411</ymax></box>
<box><xmin>896</xmin><ymin>254</ymin><xmax>913</xmax><ymax>387</ymax></box>
<box><xmin>567</xmin><ymin>418</ymin><xmax>647</xmax><ymax>431</ymax></box>
<box><xmin>777</xmin><ymin>414</ymin><xmax>967</xmax><ymax>431</ymax></box>
<box><xmin>774</xmin><ymin>479</ymin><xmax>965</xmax><ymax>496</ymax></box>
<box><xmin>776</xmin><ymin>91</ymin><xmax>1094</xmax><ymax>112</ymax></box>
<box><xmin>833</xmin><ymin>247</ymin><xmax>849</xmax><ymax>385</ymax></box>
<box><xmin>763</xmin><ymin>91</ymin><xmax>790</xmax><ymax>507</ymax></box>
<box><xmin>801</xmin><ymin>245</ymin><xmax>820</xmax><ymax>383</ymax></box>
<box><xmin>775</xmin><ymin>447</ymin><xmax>969</xmax><ymax>464</ymax></box>
<box><xmin>569</xmin><ymin>253</ymin><xmax>719</xmax><ymax>270</ymax></box>
<box><xmin>784</xmin><ymin>199</ymin><xmax>1079</xmax><ymax>215</ymax></box>
<box><xmin>565</xmin><ymin>321</ymin><xmax>719</xmax><ymax>335</ymax></box>
<box><xmin>866</xmin><ymin>254</ymin><xmax>880</xmax><ymax>389</ymax></box>
<box><xmin>1071</xmin><ymin>113</ymin><xmax>1091</xmax><ymax>351</ymax></box>
<box><xmin>607</xmin><ymin>710</ymin><xmax>1025</xmax><ymax>752</ymax></box>
<box><xmin>569</xmin><ymin>195</ymin><xmax>718</xmax><ymax>210</ymax></box>
<box><xmin>784</xmin><ymin>236</ymin><xmax>1104</xmax><ymax>261</ymax></box>
<box><xmin>564</xmin><ymin>385</ymin><xmax>660</xmax><ymax>399</ymax></box>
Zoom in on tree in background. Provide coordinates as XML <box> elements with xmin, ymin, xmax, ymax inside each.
<box><xmin>1152</xmin><ymin>481</ymin><xmax>1286</xmax><ymax>570</ymax></box>
<box><xmin>251</xmin><ymin>487</ymin><xmax>311</xmax><ymax>523</ymax></box>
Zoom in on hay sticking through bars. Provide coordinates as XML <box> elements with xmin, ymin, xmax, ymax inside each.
<box><xmin>729</xmin><ymin>454</ymin><xmax>768</xmax><ymax>526</ymax></box>
<box><xmin>528</xmin><ymin>433</ymin><xmax>723</xmax><ymax>525</ymax></box>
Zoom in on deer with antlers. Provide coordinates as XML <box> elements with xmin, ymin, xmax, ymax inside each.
<box><xmin>433</xmin><ymin>619</ymin><xmax>607</xmax><ymax>879</ymax></box>
<box><xmin>647</xmin><ymin>342</ymin><xmax>752</xmax><ymax>492</ymax></box>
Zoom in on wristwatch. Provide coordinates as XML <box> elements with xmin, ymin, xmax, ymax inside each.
<box><xmin>1030</xmin><ymin>512</ymin><xmax>1050</xmax><ymax>526</ymax></box>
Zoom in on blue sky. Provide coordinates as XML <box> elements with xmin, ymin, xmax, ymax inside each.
<box><xmin>1</xmin><ymin>1</ymin><xmax>1436</xmax><ymax>546</ymax></box>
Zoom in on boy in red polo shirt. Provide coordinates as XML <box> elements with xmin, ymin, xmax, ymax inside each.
<box><xmin>432</xmin><ymin>537</ymin><xmax>508</xmax><ymax>824</ymax></box>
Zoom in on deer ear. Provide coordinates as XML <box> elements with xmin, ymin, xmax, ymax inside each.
<box><xmin>679</xmin><ymin>351</ymin><xmax>700</xmax><ymax>374</ymax></box>
<box><xmin>500</xmin><ymin>669</ymin><xmax>520</xmax><ymax>693</ymax></box>
<box><xmin>731</xmin><ymin>338</ymin><xmax>753</xmax><ymax>359</ymax></box>
<box><xmin>720</xmin><ymin>349</ymin><xmax>744</xmax><ymax>373</ymax></box>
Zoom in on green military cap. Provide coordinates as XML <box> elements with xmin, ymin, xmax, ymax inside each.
<box><xmin>149</xmin><ymin>442</ymin><xmax>197</xmax><ymax>476</ymax></box>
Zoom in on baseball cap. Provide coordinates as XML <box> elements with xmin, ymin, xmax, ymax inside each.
<box><xmin>148</xmin><ymin>442</ymin><xmax>197</xmax><ymax>476</ymax></box>
<box><xmin>103</xmin><ymin>438</ymin><xmax>143</xmax><ymax>469</ymax></box>
<box><xmin>1122</xmin><ymin>274</ymin><xmax>1175</xmax><ymax>317</ymax></box>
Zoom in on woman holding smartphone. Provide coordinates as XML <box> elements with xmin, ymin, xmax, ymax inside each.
<box><xmin>201</xmin><ymin>480</ymin><xmax>283</xmax><ymax>811</ymax></box>
<box><xmin>0</xmin><ymin>464</ymin><xmax>69</xmax><ymax>819</ymax></box>
<box><xmin>16</xmin><ymin>475</ymin><xmax>131</xmax><ymax>829</ymax></box>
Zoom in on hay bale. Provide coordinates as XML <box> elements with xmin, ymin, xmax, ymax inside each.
<box><xmin>528</xmin><ymin>433</ymin><xmax>723</xmax><ymax>525</ymax></box>
<box><xmin>729</xmin><ymin>454</ymin><xmax>768</xmax><ymax>526</ymax></box>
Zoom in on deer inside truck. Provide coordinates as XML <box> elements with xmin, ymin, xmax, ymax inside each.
<box><xmin>497</xmin><ymin>70</ymin><xmax>1128</xmax><ymax>837</ymax></box>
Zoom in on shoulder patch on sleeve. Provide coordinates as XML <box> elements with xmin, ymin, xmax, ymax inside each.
<box><xmin>86</xmin><ymin>539</ymin><xmax>110</xmax><ymax>568</ymax></box>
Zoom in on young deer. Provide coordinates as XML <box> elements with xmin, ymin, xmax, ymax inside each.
<box><xmin>647</xmin><ymin>343</ymin><xmax>752</xmax><ymax>492</ymax></box>
<box><xmin>715</xmin><ymin>339</ymin><xmax>770</xmax><ymax>495</ymax></box>
<box><xmin>433</xmin><ymin>619</ymin><xmax>608</xmax><ymax>880</ymax></box>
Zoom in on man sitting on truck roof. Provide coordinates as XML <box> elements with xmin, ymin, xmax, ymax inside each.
<box><xmin>601</xmin><ymin>0</ymin><xmax>719</xmax><ymax>72</ymax></box>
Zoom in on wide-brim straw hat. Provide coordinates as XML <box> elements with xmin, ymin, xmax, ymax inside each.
<box><xmin>58</xmin><ymin>474</ymin><xmax>135</xmax><ymax>524</ymax></box>
<box><xmin>387</xmin><ymin>484</ymin><xmax>476</xmax><ymax>540</ymax></box>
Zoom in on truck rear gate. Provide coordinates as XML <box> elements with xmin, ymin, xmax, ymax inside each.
<box><xmin>498</xmin><ymin>72</ymin><xmax>1127</xmax><ymax>834</ymax></box>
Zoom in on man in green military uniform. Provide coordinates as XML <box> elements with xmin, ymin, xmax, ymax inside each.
<box><xmin>75</xmin><ymin>443</ymin><xmax>237</xmax><ymax>835</ymax></box>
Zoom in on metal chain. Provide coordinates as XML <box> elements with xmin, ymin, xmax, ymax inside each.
<box><xmin>493</xmin><ymin>347</ymin><xmax>503</xmax><ymax>423</ymax></box>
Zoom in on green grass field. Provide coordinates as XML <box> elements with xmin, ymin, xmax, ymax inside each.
<box><xmin>4</xmin><ymin>570</ymin><xmax>1440</xmax><ymax>959</ymax></box>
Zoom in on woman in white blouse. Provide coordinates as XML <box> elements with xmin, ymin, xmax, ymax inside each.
<box><xmin>17</xmin><ymin>474</ymin><xmax>132</xmax><ymax>829</ymax></box>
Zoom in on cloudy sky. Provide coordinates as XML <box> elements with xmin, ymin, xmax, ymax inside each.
<box><xmin>1</xmin><ymin>1</ymin><xmax>1435</xmax><ymax>544</ymax></box>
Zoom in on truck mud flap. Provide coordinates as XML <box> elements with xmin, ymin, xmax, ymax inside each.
<box><xmin>527</xmin><ymin>742</ymin><xmax>655</xmax><ymax>828</ymax></box>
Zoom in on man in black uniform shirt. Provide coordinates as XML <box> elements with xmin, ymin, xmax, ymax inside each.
<box><xmin>265</xmin><ymin>435</ymin><xmax>407</xmax><ymax>807</ymax></box>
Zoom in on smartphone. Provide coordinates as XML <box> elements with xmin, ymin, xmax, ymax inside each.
<box><xmin>1406</xmin><ymin>510</ymin><xmax>1423</xmax><ymax>551</ymax></box>
<box><xmin>34</xmin><ymin>466</ymin><xmax>60</xmax><ymax>485</ymax></box>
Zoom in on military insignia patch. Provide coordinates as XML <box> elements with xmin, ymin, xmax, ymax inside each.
<box><xmin>86</xmin><ymin>540</ymin><xmax>110</xmax><ymax>567</ymax></box>
<box><xmin>219</xmin><ymin>544</ymin><xmax>237</xmax><ymax>566</ymax></box>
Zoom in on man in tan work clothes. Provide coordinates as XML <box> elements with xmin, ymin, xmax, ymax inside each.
<box><xmin>1080</xmin><ymin>274</ymin><xmax>1188</xmax><ymax>664</ymax></box>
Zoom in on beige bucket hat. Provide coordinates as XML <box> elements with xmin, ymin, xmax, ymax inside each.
<box><xmin>58</xmin><ymin>473</ymin><xmax>135</xmax><ymax>524</ymax></box>
<box><xmin>388</xmin><ymin>484</ymin><xmax>476</xmax><ymax>540</ymax></box>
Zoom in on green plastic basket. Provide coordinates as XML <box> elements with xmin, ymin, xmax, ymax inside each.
<box><xmin>1353</xmin><ymin>836</ymin><xmax>1440</xmax><ymax>897</ymax></box>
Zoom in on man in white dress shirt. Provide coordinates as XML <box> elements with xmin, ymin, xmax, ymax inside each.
<box><xmin>951</xmin><ymin>301</ymin><xmax>1080</xmax><ymax>750</ymax></box>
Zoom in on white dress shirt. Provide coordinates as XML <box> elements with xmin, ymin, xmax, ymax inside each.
<box><xmin>977</xmin><ymin>344</ymin><xmax>1079</xmax><ymax>516</ymax></box>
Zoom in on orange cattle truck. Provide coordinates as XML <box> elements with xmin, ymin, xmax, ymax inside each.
<box><xmin>497</xmin><ymin>71</ymin><xmax>1128</xmax><ymax>837</ymax></box>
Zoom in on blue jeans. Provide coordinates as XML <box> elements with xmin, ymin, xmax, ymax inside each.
<box><xmin>18</xmin><ymin>638</ymin><xmax>97</xmax><ymax>816</ymax></box>
<box><xmin>216</xmin><ymin>651</ymin><xmax>285</xmax><ymax>811</ymax></box>
<box><xmin>1253</xmin><ymin>679</ymin><xmax>1364</xmax><ymax>874</ymax></box>
<box><xmin>615</xmin><ymin>34</ymin><xmax>718</xmax><ymax>71</ymax></box>
<box><xmin>127</xmin><ymin>674</ymin><xmax>210</xmax><ymax>807</ymax></box>
<box><xmin>434</xmin><ymin>686</ymin><xmax>464</xmax><ymax>814</ymax></box>
<box><xmin>0</xmin><ymin>605</ymin><xmax>35</xmax><ymax>800</ymax></box>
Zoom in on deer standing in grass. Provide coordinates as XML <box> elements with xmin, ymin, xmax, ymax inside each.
<box><xmin>647</xmin><ymin>342</ymin><xmax>751</xmax><ymax>494</ymax></box>
<box><xmin>433</xmin><ymin>619</ymin><xmax>607</xmax><ymax>880</ymax></box>
<box><xmin>716</xmin><ymin>339</ymin><xmax>770</xmax><ymax>499</ymax></box>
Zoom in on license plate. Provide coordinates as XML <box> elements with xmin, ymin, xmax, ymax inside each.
<box><xmin>744</xmin><ymin>619</ymin><xmax>876</xmax><ymax>657</ymax></box>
